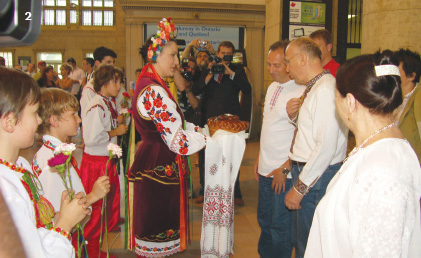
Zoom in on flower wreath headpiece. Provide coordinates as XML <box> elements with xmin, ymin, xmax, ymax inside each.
<box><xmin>147</xmin><ymin>17</ymin><xmax>178</xmax><ymax>63</ymax></box>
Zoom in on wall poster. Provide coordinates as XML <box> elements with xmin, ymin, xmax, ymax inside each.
<box><xmin>282</xmin><ymin>0</ymin><xmax>332</xmax><ymax>41</ymax></box>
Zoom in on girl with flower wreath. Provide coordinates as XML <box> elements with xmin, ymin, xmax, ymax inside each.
<box><xmin>129</xmin><ymin>18</ymin><xmax>207</xmax><ymax>258</ymax></box>
<box><xmin>80</xmin><ymin>65</ymin><xmax>128</xmax><ymax>258</ymax></box>
<box><xmin>0</xmin><ymin>67</ymin><xmax>90</xmax><ymax>258</ymax></box>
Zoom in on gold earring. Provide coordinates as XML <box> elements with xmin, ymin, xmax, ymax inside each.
<box><xmin>348</xmin><ymin>114</ymin><xmax>351</xmax><ymax>121</ymax></box>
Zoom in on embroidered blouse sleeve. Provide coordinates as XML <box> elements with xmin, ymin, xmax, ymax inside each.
<box><xmin>137</xmin><ymin>85</ymin><xmax>206</xmax><ymax>155</ymax></box>
<box><xmin>0</xmin><ymin>175</ymin><xmax>74</xmax><ymax>258</ymax></box>
<box><xmin>83</xmin><ymin>101</ymin><xmax>112</xmax><ymax>146</ymax></box>
<box><xmin>350</xmin><ymin>167</ymin><xmax>412</xmax><ymax>257</ymax></box>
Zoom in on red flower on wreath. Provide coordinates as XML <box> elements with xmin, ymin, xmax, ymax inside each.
<box><xmin>150</xmin><ymin>109</ymin><xmax>155</xmax><ymax>115</ymax></box>
<box><xmin>167</xmin><ymin>229</ymin><xmax>174</xmax><ymax>237</ymax></box>
<box><xmin>144</xmin><ymin>101</ymin><xmax>152</xmax><ymax>110</ymax></box>
<box><xmin>146</xmin><ymin>87</ymin><xmax>151</xmax><ymax>92</ymax></box>
<box><xmin>155</xmin><ymin>113</ymin><xmax>159</xmax><ymax>119</ymax></box>
<box><xmin>170</xmin><ymin>117</ymin><xmax>175</xmax><ymax>122</ymax></box>
<box><xmin>182</xmin><ymin>135</ymin><xmax>187</xmax><ymax>141</ymax></box>
<box><xmin>162</xmin><ymin>104</ymin><xmax>167</xmax><ymax>110</ymax></box>
<box><xmin>179</xmin><ymin>147</ymin><xmax>188</xmax><ymax>155</ymax></box>
<box><xmin>160</xmin><ymin>112</ymin><xmax>169</xmax><ymax>121</ymax></box>
<box><xmin>179</xmin><ymin>140</ymin><xmax>184</xmax><ymax>146</ymax></box>
<box><xmin>153</xmin><ymin>98</ymin><xmax>162</xmax><ymax>108</ymax></box>
<box><xmin>156</xmin><ymin>123</ymin><xmax>164</xmax><ymax>132</ymax></box>
<box><xmin>151</xmin><ymin>92</ymin><xmax>156</xmax><ymax>98</ymax></box>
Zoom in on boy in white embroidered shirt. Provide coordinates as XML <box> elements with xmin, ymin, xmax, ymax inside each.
<box><xmin>80</xmin><ymin>64</ymin><xmax>128</xmax><ymax>258</ymax></box>
<box><xmin>0</xmin><ymin>66</ymin><xmax>90</xmax><ymax>258</ymax></box>
<box><xmin>34</xmin><ymin>88</ymin><xmax>111</xmax><ymax>253</ymax></box>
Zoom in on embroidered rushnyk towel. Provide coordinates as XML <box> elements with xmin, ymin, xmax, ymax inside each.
<box><xmin>200</xmin><ymin>129</ymin><xmax>247</xmax><ymax>258</ymax></box>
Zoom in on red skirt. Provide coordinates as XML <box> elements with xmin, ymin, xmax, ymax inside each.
<box><xmin>80</xmin><ymin>152</ymin><xmax>121</xmax><ymax>240</ymax></box>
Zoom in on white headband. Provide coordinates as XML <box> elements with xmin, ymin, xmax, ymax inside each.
<box><xmin>374</xmin><ymin>65</ymin><xmax>400</xmax><ymax>77</ymax></box>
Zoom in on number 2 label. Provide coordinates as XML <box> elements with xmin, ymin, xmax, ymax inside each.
<box><xmin>25</xmin><ymin>12</ymin><xmax>31</xmax><ymax>21</ymax></box>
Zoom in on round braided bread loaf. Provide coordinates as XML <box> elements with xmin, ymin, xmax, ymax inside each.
<box><xmin>207</xmin><ymin>114</ymin><xmax>249</xmax><ymax>136</ymax></box>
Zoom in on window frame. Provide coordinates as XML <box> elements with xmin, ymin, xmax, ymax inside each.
<box><xmin>41</xmin><ymin>0</ymin><xmax>115</xmax><ymax>27</ymax></box>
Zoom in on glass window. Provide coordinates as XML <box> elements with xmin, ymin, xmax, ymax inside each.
<box><xmin>56</xmin><ymin>10</ymin><xmax>66</xmax><ymax>25</ymax></box>
<box><xmin>86</xmin><ymin>53</ymin><xmax>94</xmax><ymax>58</ymax></box>
<box><xmin>93</xmin><ymin>0</ymin><xmax>103</xmax><ymax>7</ymax></box>
<box><xmin>37</xmin><ymin>52</ymin><xmax>63</xmax><ymax>77</ymax></box>
<box><xmin>82</xmin><ymin>10</ymin><xmax>92</xmax><ymax>25</ymax></box>
<box><xmin>93</xmin><ymin>11</ymin><xmax>102</xmax><ymax>26</ymax></box>
<box><xmin>41</xmin><ymin>1</ymin><xmax>114</xmax><ymax>27</ymax></box>
<box><xmin>70</xmin><ymin>10</ymin><xmax>77</xmax><ymax>23</ymax></box>
<box><xmin>43</xmin><ymin>0</ymin><xmax>55</xmax><ymax>6</ymax></box>
<box><xmin>44</xmin><ymin>10</ymin><xmax>55</xmax><ymax>25</ymax></box>
<box><xmin>56</xmin><ymin>0</ymin><xmax>66</xmax><ymax>6</ymax></box>
<box><xmin>82</xmin><ymin>0</ymin><xmax>92</xmax><ymax>7</ymax></box>
<box><xmin>104</xmin><ymin>0</ymin><xmax>113</xmax><ymax>7</ymax></box>
<box><xmin>0</xmin><ymin>52</ymin><xmax>13</xmax><ymax>68</ymax></box>
<box><xmin>104</xmin><ymin>11</ymin><xmax>113</xmax><ymax>26</ymax></box>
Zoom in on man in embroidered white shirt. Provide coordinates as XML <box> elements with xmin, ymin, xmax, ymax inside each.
<box><xmin>284</xmin><ymin>37</ymin><xmax>348</xmax><ymax>258</ymax></box>
<box><xmin>254</xmin><ymin>40</ymin><xmax>305</xmax><ymax>258</ymax></box>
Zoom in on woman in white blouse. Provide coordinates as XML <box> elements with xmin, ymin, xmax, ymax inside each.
<box><xmin>305</xmin><ymin>51</ymin><xmax>421</xmax><ymax>257</ymax></box>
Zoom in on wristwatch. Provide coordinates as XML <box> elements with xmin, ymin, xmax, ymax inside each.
<box><xmin>282</xmin><ymin>167</ymin><xmax>290</xmax><ymax>176</ymax></box>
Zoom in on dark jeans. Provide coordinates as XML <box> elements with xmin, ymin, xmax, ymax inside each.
<box><xmin>198</xmin><ymin>149</ymin><xmax>242</xmax><ymax>198</ymax></box>
<box><xmin>290</xmin><ymin>162</ymin><xmax>342</xmax><ymax>258</ymax></box>
<box><xmin>257</xmin><ymin>175</ymin><xmax>293</xmax><ymax>258</ymax></box>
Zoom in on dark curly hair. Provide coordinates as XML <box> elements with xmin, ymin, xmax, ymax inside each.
<box><xmin>393</xmin><ymin>49</ymin><xmax>421</xmax><ymax>84</ymax></box>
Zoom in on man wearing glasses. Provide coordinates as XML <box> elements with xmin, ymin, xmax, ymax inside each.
<box><xmin>284</xmin><ymin>37</ymin><xmax>348</xmax><ymax>258</ymax></box>
<box><xmin>254</xmin><ymin>40</ymin><xmax>305</xmax><ymax>258</ymax></box>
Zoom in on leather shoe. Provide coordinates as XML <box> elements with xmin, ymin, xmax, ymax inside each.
<box><xmin>195</xmin><ymin>195</ymin><xmax>204</xmax><ymax>204</ymax></box>
<box><xmin>234</xmin><ymin>197</ymin><xmax>244</xmax><ymax>206</ymax></box>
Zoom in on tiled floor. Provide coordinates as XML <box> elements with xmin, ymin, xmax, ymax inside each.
<box><xmin>20</xmin><ymin>134</ymin><xmax>262</xmax><ymax>258</ymax></box>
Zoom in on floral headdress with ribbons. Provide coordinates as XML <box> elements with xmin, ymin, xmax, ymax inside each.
<box><xmin>147</xmin><ymin>17</ymin><xmax>177</xmax><ymax>63</ymax></box>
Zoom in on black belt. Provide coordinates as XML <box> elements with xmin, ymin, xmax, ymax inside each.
<box><xmin>291</xmin><ymin>160</ymin><xmax>306</xmax><ymax>167</ymax></box>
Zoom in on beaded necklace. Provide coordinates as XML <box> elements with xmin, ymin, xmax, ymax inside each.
<box><xmin>343</xmin><ymin>122</ymin><xmax>396</xmax><ymax>163</ymax></box>
<box><xmin>0</xmin><ymin>158</ymin><xmax>55</xmax><ymax>229</ymax></box>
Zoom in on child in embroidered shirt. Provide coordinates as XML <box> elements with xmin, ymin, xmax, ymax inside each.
<box><xmin>34</xmin><ymin>88</ymin><xmax>111</xmax><ymax>254</ymax></box>
<box><xmin>80</xmin><ymin>64</ymin><xmax>128</xmax><ymax>258</ymax></box>
<box><xmin>0</xmin><ymin>67</ymin><xmax>90</xmax><ymax>258</ymax></box>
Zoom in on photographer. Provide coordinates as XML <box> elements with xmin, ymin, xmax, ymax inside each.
<box><xmin>178</xmin><ymin>56</ymin><xmax>201</xmax><ymax>124</ymax></box>
<box><xmin>195</xmin><ymin>41</ymin><xmax>252</xmax><ymax>205</ymax></box>
<box><xmin>182</xmin><ymin>38</ymin><xmax>216</xmax><ymax>70</ymax></box>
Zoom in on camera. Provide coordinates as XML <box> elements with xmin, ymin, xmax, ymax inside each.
<box><xmin>209</xmin><ymin>54</ymin><xmax>233</xmax><ymax>74</ymax></box>
<box><xmin>180</xmin><ymin>58</ymin><xmax>193</xmax><ymax>82</ymax></box>
<box><xmin>199</xmin><ymin>41</ymin><xmax>207</xmax><ymax>48</ymax></box>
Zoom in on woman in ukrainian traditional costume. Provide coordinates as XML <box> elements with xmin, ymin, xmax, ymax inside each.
<box><xmin>0</xmin><ymin>67</ymin><xmax>89</xmax><ymax>258</ymax></box>
<box><xmin>80</xmin><ymin>65</ymin><xmax>128</xmax><ymax>257</ymax></box>
<box><xmin>129</xmin><ymin>18</ymin><xmax>206</xmax><ymax>257</ymax></box>
<box><xmin>305</xmin><ymin>52</ymin><xmax>421</xmax><ymax>257</ymax></box>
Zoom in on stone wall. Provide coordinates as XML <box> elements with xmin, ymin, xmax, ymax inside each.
<box><xmin>362</xmin><ymin>0</ymin><xmax>421</xmax><ymax>54</ymax></box>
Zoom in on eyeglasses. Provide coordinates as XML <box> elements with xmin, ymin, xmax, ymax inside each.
<box><xmin>284</xmin><ymin>53</ymin><xmax>300</xmax><ymax>65</ymax></box>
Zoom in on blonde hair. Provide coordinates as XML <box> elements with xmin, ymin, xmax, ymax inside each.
<box><xmin>37</xmin><ymin>88</ymin><xmax>79</xmax><ymax>135</ymax></box>
<box><xmin>60</xmin><ymin>63</ymin><xmax>73</xmax><ymax>73</ymax></box>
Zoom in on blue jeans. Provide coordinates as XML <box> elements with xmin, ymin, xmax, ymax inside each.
<box><xmin>290</xmin><ymin>162</ymin><xmax>341</xmax><ymax>258</ymax></box>
<box><xmin>257</xmin><ymin>175</ymin><xmax>293</xmax><ymax>258</ymax></box>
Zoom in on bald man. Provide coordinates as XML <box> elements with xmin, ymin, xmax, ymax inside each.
<box><xmin>284</xmin><ymin>37</ymin><xmax>348</xmax><ymax>258</ymax></box>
